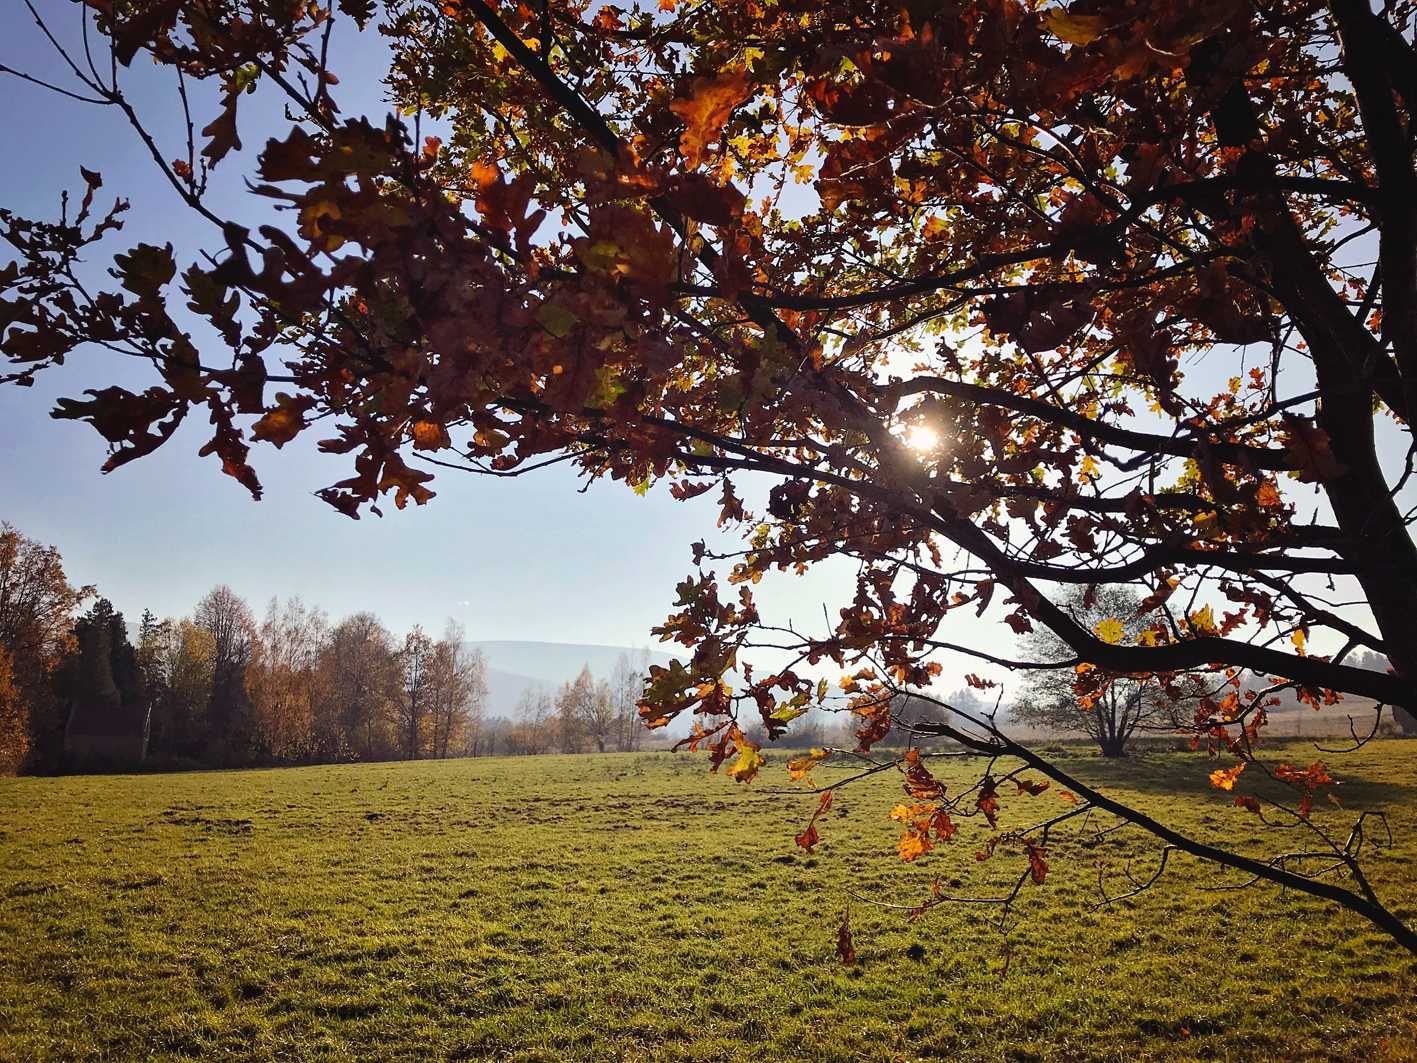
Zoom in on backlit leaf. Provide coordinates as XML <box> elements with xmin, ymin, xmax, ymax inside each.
<box><xmin>1093</xmin><ymin>617</ymin><xmax>1125</xmax><ymax>645</ymax></box>
<box><xmin>1209</xmin><ymin>762</ymin><xmax>1246</xmax><ymax>791</ymax></box>
<box><xmin>669</xmin><ymin>70</ymin><xmax>752</xmax><ymax>169</ymax></box>
<box><xmin>1044</xmin><ymin>10</ymin><xmax>1109</xmax><ymax>45</ymax></box>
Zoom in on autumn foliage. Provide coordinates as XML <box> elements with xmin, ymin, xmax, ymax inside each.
<box><xmin>5</xmin><ymin>0</ymin><xmax>1417</xmax><ymax>950</ymax></box>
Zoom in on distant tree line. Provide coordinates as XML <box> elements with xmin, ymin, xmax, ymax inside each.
<box><xmin>489</xmin><ymin>655</ymin><xmax>650</xmax><ymax>757</ymax></box>
<box><xmin>124</xmin><ymin>589</ymin><xmax>488</xmax><ymax>769</ymax></box>
<box><xmin>0</xmin><ymin>521</ymin><xmax>655</xmax><ymax>773</ymax></box>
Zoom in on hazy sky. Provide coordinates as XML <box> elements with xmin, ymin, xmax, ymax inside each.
<box><xmin>0</xmin><ymin>2</ymin><xmax>857</xmax><ymax>650</ymax></box>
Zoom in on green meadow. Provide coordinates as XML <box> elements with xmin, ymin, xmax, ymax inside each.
<box><xmin>2</xmin><ymin>744</ymin><xmax>1415</xmax><ymax>1061</ymax></box>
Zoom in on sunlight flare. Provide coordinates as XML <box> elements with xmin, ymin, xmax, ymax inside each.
<box><xmin>904</xmin><ymin>423</ymin><xmax>942</xmax><ymax>454</ymax></box>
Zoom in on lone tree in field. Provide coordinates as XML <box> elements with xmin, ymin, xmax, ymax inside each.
<box><xmin>5</xmin><ymin>0</ymin><xmax>1417</xmax><ymax>950</ymax></box>
<box><xmin>1012</xmin><ymin>585</ymin><xmax>1187</xmax><ymax>757</ymax></box>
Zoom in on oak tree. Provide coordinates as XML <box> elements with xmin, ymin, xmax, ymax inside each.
<box><xmin>5</xmin><ymin>0</ymin><xmax>1417</xmax><ymax>949</ymax></box>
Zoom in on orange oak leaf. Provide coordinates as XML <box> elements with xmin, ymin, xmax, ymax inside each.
<box><xmin>787</xmin><ymin>748</ymin><xmax>829</xmax><ymax>781</ymax></box>
<box><xmin>1209</xmin><ymin>761</ymin><xmax>1246</xmax><ymax>791</ymax></box>
<box><xmin>898</xmin><ymin>830</ymin><xmax>931</xmax><ymax>862</ymax></box>
<box><xmin>976</xmin><ymin>777</ymin><xmax>1000</xmax><ymax>827</ymax></box>
<box><xmin>410</xmin><ymin>420</ymin><xmax>451</xmax><ymax>451</ymax></box>
<box><xmin>1025</xmin><ymin>841</ymin><xmax>1049</xmax><ymax>884</ymax></box>
<box><xmin>795</xmin><ymin>788</ymin><xmax>832</xmax><ymax>852</ymax></box>
<box><xmin>669</xmin><ymin>70</ymin><xmax>751</xmax><ymax>169</ymax></box>
<box><xmin>930</xmin><ymin>809</ymin><xmax>957</xmax><ymax>841</ymax></box>
<box><xmin>251</xmin><ymin>394</ymin><xmax>314</xmax><ymax>448</ymax></box>
<box><xmin>1282</xmin><ymin>418</ymin><xmax>1346</xmax><ymax>483</ymax></box>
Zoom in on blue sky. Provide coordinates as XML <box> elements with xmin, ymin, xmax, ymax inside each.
<box><xmin>0</xmin><ymin>2</ymin><xmax>840</xmax><ymax>648</ymax></box>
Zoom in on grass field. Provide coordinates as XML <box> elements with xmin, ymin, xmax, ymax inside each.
<box><xmin>2</xmin><ymin>743</ymin><xmax>1416</xmax><ymax>1061</ymax></box>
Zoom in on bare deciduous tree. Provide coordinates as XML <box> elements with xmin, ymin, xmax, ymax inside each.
<box><xmin>610</xmin><ymin>651</ymin><xmax>649</xmax><ymax>753</ymax></box>
<box><xmin>193</xmin><ymin>586</ymin><xmax>256</xmax><ymax>764</ymax></box>
<box><xmin>1012</xmin><ymin>586</ymin><xmax>1190</xmax><ymax>757</ymax></box>
<box><xmin>398</xmin><ymin>626</ymin><xmax>435</xmax><ymax>759</ymax></box>
<box><xmin>555</xmin><ymin>667</ymin><xmax>593</xmax><ymax>754</ymax></box>
<box><xmin>247</xmin><ymin>597</ymin><xmax>329</xmax><ymax>762</ymax></box>
<box><xmin>428</xmin><ymin>622</ymin><xmax>486</xmax><ymax>758</ymax></box>
<box><xmin>511</xmin><ymin>688</ymin><xmax>554</xmax><ymax>755</ymax></box>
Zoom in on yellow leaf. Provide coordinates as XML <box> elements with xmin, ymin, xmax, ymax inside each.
<box><xmin>251</xmin><ymin>394</ymin><xmax>309</xmax><ymax>447</ymax></box>
<box><xmin>1291</xmin><ymin>628</ymin><xmax>1306</xmax><ymax>655</ymax></box>
<box><xmin>1044</xmin><ymin>10</ymin><xmax>1109</xmax><ymax>45</ymax></box>
<box><xmin>726</xmin><ymin>741</ymin><xmax>764</xmax><ymax>783</ymax></box>
<box><xmin>770</xmin><ymin>703</ymin><xmax>809</xmax><ymax>723</ymax></box>
<box><xmin>786</xmin><ymin>748</ymin><xmax>828</xmax><ymax>782</ymax></box>
<box><xmin>297</xmin><ymin>199</ymin><xmax>345</xmax><ymax>250</ymax></box>
<box><xmin>251</xmin><ymin>407</ymin><xmax>302</xmax><ymax>447</ymax></box>
<box><xmin>1188</xmin><ymin>605</ymin><xmax>1219</xmax><ymax>637</ymax></box>
<box><xmin>535</xmin><ymin>301</ymin><xmax>579</xmax><ymax>338</ymax></box>
<box><xmin>889</xmin><ymin>801</ymin><xmax>935</xmax><ymax>823</ymax></box>
<box><xmin>1093</xmin><ymin>617</ymin><xmax>1125</xmax><ymax>645</ymax></box>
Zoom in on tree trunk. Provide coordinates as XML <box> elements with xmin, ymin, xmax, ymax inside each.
<box><xmin>1192</xmin><ymin>38</ymin><xmax>1417</xmax><ymax>734</ymax></box>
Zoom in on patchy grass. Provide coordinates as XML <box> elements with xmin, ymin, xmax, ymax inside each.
<box><xmin>2</xmin><ymin>742</ymin><xmax>1416</xmax><ymax>1061</ymax></box>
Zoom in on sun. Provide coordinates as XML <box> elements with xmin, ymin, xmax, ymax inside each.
<box><xmin>904</xmin><ymin>423</ymin><xmax>941</xmax><ymax>454</ymax></box>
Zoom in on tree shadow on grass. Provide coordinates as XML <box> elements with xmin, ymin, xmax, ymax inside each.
<box><xmin>1018</xmin><ymin>741</ymin><xmax>1417</xmax><ymax>809</ymax></box>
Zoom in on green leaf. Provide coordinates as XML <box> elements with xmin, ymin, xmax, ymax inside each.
<box><xmin>535</xmin><ymin>301</ymin><xmax>579</xmax><ymax>338</ymax></box>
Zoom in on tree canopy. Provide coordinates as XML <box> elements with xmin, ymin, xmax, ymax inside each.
<box><xmin>4</xmin><ymin>0</ymin><xmax>1417</xmax><ymax>950</ymax></box>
